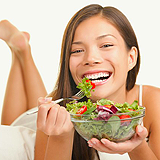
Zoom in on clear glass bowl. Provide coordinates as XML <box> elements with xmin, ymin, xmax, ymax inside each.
<box><xmin>70</xmin><ymin>107</ymin><xmax>145</xmax><ymax>142</ymax></box>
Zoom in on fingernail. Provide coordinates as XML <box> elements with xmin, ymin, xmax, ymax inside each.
<box><xmin>92</xmin><ymin>141</ymin><xmax>97</xmax><ymax>145</ymax></box>
<box><xmin>51</xmin><ymin>101</ymin><xmax>56</xmax><ymax>104</ymax></box>
<box><xmin>88</xmin><ymin>141</ymin><xmax>93</xmax><ymax>147</ymax></box>
<box><xmin>44</xmin><ymin>97</ymin><xmax>52</xmax><ymax>102</ymax></box>
<box><xmin>101</xmin><ymin>139</ymin><xmax>106</xmax><ymax>144</ymax></box>
<box><xmin>138</xmin><ymin>125</ymin><xmax>143</xmax><ymax>133</ymax></box>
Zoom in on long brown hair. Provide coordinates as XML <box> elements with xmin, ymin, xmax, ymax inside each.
<box><xmin>49</xmin><ymin>4</ymin><xmax>140</xmax><ymax>160</ymax></box>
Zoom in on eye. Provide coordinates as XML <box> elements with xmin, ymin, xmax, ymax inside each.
<box><xmin>101</xmin><ymin>44</ymin><xmax>113</xmax><ymax>48</ymax></box>
<box><xmin>71</xmin><ymin>49</ymin><xmax>84</xmax><ymax>54</ymax></box>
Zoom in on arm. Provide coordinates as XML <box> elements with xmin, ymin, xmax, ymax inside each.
<box><xmin>34</xmin><ymin>97</ymin><xmax>74</xmax><ymax>160</ymax></box>
<box><xmin>35</xmin><ymin>130</ymin><xmax>74</xmax><ymax>160</ymax></box>
<box><xmin>35</xmin><ymin>130</ymin><xmax>49</xmax><ymax>160</ymax></box>
<box><xmin>45</xmin><ymin>130</ymin><xmax>74</xmax><ymax>160</ymax></box>
<box><xmin>129</xmin><ymin>140</ymin><xmax>158</xmax><ymax>160</ymax></box>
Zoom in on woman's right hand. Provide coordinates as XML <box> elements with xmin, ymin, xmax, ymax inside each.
<box><xmin>37</xmin><ymin>97</ymin><xmax>74</xmax><ymax>137</ymax></box>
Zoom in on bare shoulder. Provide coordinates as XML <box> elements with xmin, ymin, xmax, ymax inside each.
<box><xmin>143</xmin><ymin>85</ymin><xmax>160</xmax><ymax>105</ymax></box>
<box><xmin>142</xmin><ymin>85</ymin><xmax>160</xmax><ymax>130</ymax></box>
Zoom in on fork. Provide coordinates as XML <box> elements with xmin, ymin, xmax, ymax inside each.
<box><xmin>26</xmin><ymin>90</ymin><xmax>85</xmax><ymax>115</ymax></box>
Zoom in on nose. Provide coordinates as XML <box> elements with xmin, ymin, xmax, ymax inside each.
<box><xmin>83</xmin><ymin>48</ymin><xmax>103</xmax><ymax>66</ymax></box>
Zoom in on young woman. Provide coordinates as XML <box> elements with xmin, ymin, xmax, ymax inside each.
<box><xmin>0</xmin><ymin>4</ymin><xmax>160</xmax><ymax>160</ymax></box>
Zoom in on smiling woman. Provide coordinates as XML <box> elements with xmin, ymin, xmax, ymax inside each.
<box><xmin>0</xmin><ymin>3</ymin><xmax>160</xmax><ymax>160</ymax></box>
<box><xmin>34</xmin><ymin>4</ymin><xmax>160</xmax><ymax>160</ymax></box>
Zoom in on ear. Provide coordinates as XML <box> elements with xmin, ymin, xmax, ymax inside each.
<box><xmin>128</xmin><ymin>46</ymin><xmax>138</xmax><ymax>71</ymax></box>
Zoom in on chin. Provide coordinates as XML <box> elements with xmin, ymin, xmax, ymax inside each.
<box><xmin>90</xmin><ymin>91</ymin><xmax>108</xmax><ymax>101</ymax></box>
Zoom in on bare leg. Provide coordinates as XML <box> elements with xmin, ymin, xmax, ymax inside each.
<box><xmin>0</xmin><ymin>20</ymin><xmax>47</xmax><ymax>125</ymax></box>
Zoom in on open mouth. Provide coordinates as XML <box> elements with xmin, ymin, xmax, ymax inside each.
<box><xmin>83</xmin><ymin>72</ymin><xmax>112</xmax><ymax>83</ymax></box>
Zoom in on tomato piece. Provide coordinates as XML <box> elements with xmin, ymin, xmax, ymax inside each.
<box><xmin>119</xmin><ymin>115</ymin><xmax>131</xmax><ymax>125</ymax></box>
<box><xmin>86</xmin><ymin>79</ymin><xmax>95</xmax><ymax>89</ymax></box>
<box><xmin>90</xmin><ymin>81</ymin><xmax>95</xmax><ymax>89</ymax></box>
<box><xmin>76</xmin><ymin>105</ymin><xmax>87</xmax><ymax>114</ymax></box>
<box><xmin>128</xmin><ymin>109</ymin><xmax>135</xmax><ymax>111</ymax></box>
<box><xmin>119</xmin><ymin>115</ymin><xmax>131</xmax><ymax>119</ymax></box>
<box><xmin>86</xmin><ymin>79</ymin><xmax>90</xmax><ymax>83</ymax></box>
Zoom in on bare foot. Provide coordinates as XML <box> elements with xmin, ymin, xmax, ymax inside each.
<box><xmin>0</xmin><ymin>20</ymin><xmax>30</xmax><ymax>52</ymax></box>
<box><xmin>0</xmin><ymin>20</ymin><xmax>32</xmax><ymax>62</ymax></box>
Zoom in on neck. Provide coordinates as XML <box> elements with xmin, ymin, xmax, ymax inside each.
<box><xmin>107</xmin><ymin>86</ymin><xmax>128</xmax><ymax>104</ymax></box>
<box><xmin>90</xmin><ymin>84</ymin><xmax>138</xmax><ymax>104</ymax></box>
<box><xmin>108</xmin><ymin>84</ymin><xmax>138</xmax><ymax>104</ymax></box>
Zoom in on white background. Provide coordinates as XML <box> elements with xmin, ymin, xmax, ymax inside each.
<box><xmin>0</xmin><ymin>0</ymin><xmax>160</xmax><ymax>119</ymax></box>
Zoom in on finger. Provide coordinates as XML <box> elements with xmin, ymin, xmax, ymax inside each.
<box><xmin>100</xmin><ymin>138</ymin><xmax>130</xmax><ymax>154</ymax></box>
<box><xmin>136</xmin><ymin>125</ymin><xmax>148</xmax><ymax>139</ymax></box>
<box><xmin>37</xmin><ymin>103</ymin><xmax>53</xmax><ymax>129</ymax></box>
<box><xmin>37</xmin><ymin>97</ymin><xmax>53</xmax><ymax>106</ymax></box>
<box><xmin>55</xmin><ymin>107</ymin><xmax>67</xmax><ymax>129</ymax></box>
<box><xmin>46</xmin><ymin>104</ymin><xmax>60</xmax><ymax>127</ymax></box>
<box><xmin>62</xmin><ymin>111</ymin><xmax>74</xmax><ymax>131</ymax></box>
<box><xmin>37</xmin><ymin>97</ymin><xmax>44</xmax><ymax>106</ymax></box>
<box><xmin>88</xmin><ymin>138</ymin><xmax>113</xmax><ymax>153</ymax></box>
<box><xmin>88</xmin><ymin>136</ymin><xmax>133</xmax><ymax>154</ymax></box>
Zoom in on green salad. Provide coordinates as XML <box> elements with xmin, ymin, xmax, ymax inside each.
<box><xmin>66</xmin><ymin>77</ymin><xmax>145</xmax><ymax>142</ymax></box>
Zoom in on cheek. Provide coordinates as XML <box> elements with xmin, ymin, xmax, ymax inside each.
<box><xmin>106</xmin><ymin>51</ymin><xmax>129</xmax><ymax>78</ymax></box>
<box><xmin>69</xmin><ymin>56</ymin><xmax>79</xmax><ymax>78</ymax></box>
<box><xmin>116</xmin><ymin>59</ymin><xmax>129</xmax><ymax>78</ymax></box>
<box><xmin>69</xmin><ymin>57</ymin><xmax>74</xmax><ymax>76</ymax></box>
<box><xmin>114</xmin><ymin>59</ymin><xmax>129</xmax><ymax>86</ymax></box>
<box><xmin>69</xmin><ymin>58</ymin><xmax>80</xmax><ymax>86</ymax></box>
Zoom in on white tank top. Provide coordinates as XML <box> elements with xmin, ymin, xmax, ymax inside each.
<box><xmin>139</xmin><ymin>84</ymin><xmax>143</xmax><ymax>106</ymax></box>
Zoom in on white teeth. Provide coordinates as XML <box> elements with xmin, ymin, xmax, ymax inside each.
<box><xmin>85</xmin><ymin>72</ymin><xmax>110</xmax><ymax>80</ymax></box>
<box><xmin>91</xmin><ymin>79</ymin><xmax>106</xmax><ymax>83</ymax></box>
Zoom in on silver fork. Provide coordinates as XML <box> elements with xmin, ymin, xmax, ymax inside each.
<box><xmin>26</xmin><ymin>90</ymin><xmax>85</xmax><ymax>115</ymax></box>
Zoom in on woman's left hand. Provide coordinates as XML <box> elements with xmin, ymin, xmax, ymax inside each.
<box><xmin>87</xmin><ymin>125</ymin><xmax>148</xmax><ymax>154</ymax></box>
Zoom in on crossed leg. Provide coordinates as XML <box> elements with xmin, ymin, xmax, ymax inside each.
<box><xmin>0</xmin><ymin>20</ymin><xmax>47</xmax><ymax>125</ymax></box>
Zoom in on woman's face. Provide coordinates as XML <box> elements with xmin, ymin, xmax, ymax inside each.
<box><xmin>69</xmin><ymin>16</ymin><xmax>136</xmax><ymax>102</ymax></box>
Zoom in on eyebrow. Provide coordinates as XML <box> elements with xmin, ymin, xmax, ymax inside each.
<box><xmin>72</xmin><ymin>34</ymin><xmax>117</xmax><ymax>45</ymax></box>
<box><xmin>72</xmin><ymin>41</ymin><xmax>83</xmax><ymax>45</ymax></box>
<box><xmin>96</xmin><ymin>34</ymin><xmax>117</xmax><ymax>40</ymax></box>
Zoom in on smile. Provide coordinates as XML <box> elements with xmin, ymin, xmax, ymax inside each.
<box><xmin>83</xmin><ymin>71</ymin><xmax>112</xmax><ymax>84</ymax></box>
